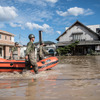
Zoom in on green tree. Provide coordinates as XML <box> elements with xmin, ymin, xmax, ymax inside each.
<box><xmin>56</xmin><ymin>41</ymin><xmax>79</xmax><ymax>56</ymax></box>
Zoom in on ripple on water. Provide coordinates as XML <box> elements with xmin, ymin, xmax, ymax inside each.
<box><xmin>0</xmin><ymin>67</ymin><xmax>61</xmax><ymax>80</ymax></box>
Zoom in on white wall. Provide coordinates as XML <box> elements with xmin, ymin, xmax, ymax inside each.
<box><xmin>11</xmin><ymin>36</ymin><xmax>14</xmax><ymax>42</ymax></box>
<box><xmin>59</xmin><ymin>25</ymin><xmax>99</xmax><ymax>42</ymax></box>
<box><xmin>87</xmin><ymin>25</ymin><xmax>100</xmax><ymax>33</ymax></box>
<box><xmin>20</xmin><ymin>46</ymin><xmax>26</xmax><ymax>58</ymax></box>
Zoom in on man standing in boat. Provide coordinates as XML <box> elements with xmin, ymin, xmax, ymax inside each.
<box><xmin>25</xmin><ymin>34</ymin><xmax>38</xmax><ymax>74</ymax></box>
<box><xmin>10</xmin><ymin>42</ymin><xmax>19</xmax><ymax>60</ymax></box>
<box><xmin>38</xmin><ymin>42</ymin><xmax>49</xmax><ymax>60</ymax></box>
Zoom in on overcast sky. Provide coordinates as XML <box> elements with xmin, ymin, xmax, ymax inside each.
<box><xmin>0</xmin><ymin>0</ymin><xmax>100</xmax><ymax>44</ymax></box>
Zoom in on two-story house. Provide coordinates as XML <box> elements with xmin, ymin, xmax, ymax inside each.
<box><xmin>0</xmin><ymin>30</ymin><xmax>20</xmax><ymax>59</ymax></box>
<box><xmin>56</xmin><ymin>21</ymin><xmax>100</xmax><ymax>55</ymax></box>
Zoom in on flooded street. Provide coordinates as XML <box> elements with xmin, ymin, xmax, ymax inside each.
<box><xmin>0</xmin><ymin>56</ymin><xmax>100</xmax><ymax>100</ymax></box>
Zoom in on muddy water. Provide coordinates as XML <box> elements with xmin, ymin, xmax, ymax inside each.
<box><xmin>0</xmin><ymin>56</ymin><xmax>100</xmax><ymax>100</ymax></box>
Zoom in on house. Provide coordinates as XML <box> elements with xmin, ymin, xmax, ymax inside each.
<box><xmin>34</xmin><ymin>41</ymin><xmax>56</xmax><ymax>55</ymax></box>
<box><xmin>35</xmin><ymin>41</ymin><xmax>56</xmax><ymax>55</ymax></box>
<box><xmin>0</xmin><ymin>30</ymin><xmax>20</xmax><ymax>59</ymax></box>
<box><xmin>34</xmin><ymin>41</ymin><xmax>56</xmax><ymax>51</ymax></box>
<box><xmin>56</xmin><ymin>21</ymin><xmax>100</xmax><ymax>55</ymax></box>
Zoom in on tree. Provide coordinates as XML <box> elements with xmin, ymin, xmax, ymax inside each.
<box><xmin>56</xmin><ymin>41</ymin><xmax>79</xmax><ymax>56</ymax></box>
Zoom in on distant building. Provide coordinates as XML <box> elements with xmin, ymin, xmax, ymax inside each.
<box><xmin>56</xmin><ymin>21</ymin><xmax>100</xmax><ymax>55</ymax></box>
<box><xmin>20</xmin><ymin>41</ymin><xmax>56</xmax><ymax>58</ymax></box>
<box><xmin>0</xmin><ymin>30</ymin><xmax>20</xmax><ymax>59</ymax></box>
<box><xmin>34</xmin><ymin>41</ymin><xmax>56</xmax><ymax>51</ymax></box>
<box><xmin>20</xmin><ymin>45</ymin><xmax>26</xmax><ymax>58</ymax></box>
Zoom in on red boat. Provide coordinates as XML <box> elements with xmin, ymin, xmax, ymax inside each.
<box><xmin>0</xmin><ymin>57</ymin><xmax>58</xmax><ymax>73</ymax></box>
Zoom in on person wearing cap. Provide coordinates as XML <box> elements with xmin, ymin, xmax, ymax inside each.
<box><xmin>38</xmin><ymin>42</ymin><xmax>49</xmax><ymax>61</ymax></box>
<box><xmin>10</xmin><ymin>42</ymin><xmax>19</xmax><ymax>60</ymax></box>
<box><xmin>25</xmin><ymin>34</ymin><xmax>38</xmax><ymax>74</ymax></box>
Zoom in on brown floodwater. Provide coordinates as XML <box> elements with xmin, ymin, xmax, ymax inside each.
<box><xmin>0</xmin><ymin>56</ymin><xmax>100</xmax><ymax>100</ymax></box>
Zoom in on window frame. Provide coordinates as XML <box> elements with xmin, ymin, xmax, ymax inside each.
<box><xmin>10</xmin><ymin>36</ymin><xmax>12</xmax><ymax>41</ymax></box>
<box><xmin>72</xmin><ymin>33</ymin><xmax>82</xmax><ymax>41</ymax></box>
<box><xmin>5</xmin><ymin>35</ymin><xmax>7</xmax><ymax>40</ymax></box>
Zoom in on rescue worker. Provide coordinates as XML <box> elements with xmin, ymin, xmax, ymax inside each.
<box><xmin>38</xmin><ymin>42</ymin><xmax>49</xmax><ymax>60</ymax></box>
<box><xmin>25</xmin><ymin>34</ymin><xmax>38</xmax><ymax>74</ymax></box>
<box><xmin>10</xmin><ymin>42</ymin><xmax>19</xmax><ymax>60</ymax></box>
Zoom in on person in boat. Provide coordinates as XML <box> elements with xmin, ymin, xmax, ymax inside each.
<box><xmin>38</xmin><ymin>42</ymin><xmax>49</xmax><ymax>61</ymax></box>
<box><xmin>10</xmin><ymin>42</ymin><xmax>19</xmax><ymax>60</ymax></box>
<box><xmin>25</xmin><ymin>34</ymin><xmax>38</xmax><ymax>74</ymax></box>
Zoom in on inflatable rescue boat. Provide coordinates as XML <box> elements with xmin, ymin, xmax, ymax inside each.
<box><xmin>0</xmin><ymin>57</ymin><xmax>58</xmax><ymax>73</ymax></box>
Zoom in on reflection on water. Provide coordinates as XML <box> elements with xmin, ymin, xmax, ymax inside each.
<box><xmin>0</xmin><ymin>56</ymin><xmax>100</xmax><ymax>100</ymax></box>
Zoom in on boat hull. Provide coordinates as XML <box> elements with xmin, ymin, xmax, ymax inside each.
<box><xmin>0</xmin><ymin>57</ymin><xmax>58</xmax><ymax>72</ymax></box>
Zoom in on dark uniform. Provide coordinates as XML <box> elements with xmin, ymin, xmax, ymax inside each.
<box><xmin>38</xmin><ymin>45</ymin><xmax>49</xmax><ymax>60</ymax></box>
<box><xmin>25</xmin><ymin>41</ymin><xmax>38</xmax><ymax>74</ymax></box>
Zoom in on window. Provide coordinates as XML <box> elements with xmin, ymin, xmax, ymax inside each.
<box><xmin>0</xmin><ymin>34</ymin><xmax>1</xmax><ymax>39</ymax></box>
<box><xmin>96</xmin><ymin>28</ymin><xmax>100</xmax><ymax>33</ymax></box>
<box><xmin>73</xmin><ymin>34</ymin><xmax>82</xmax><ymax>41</ymax></box>
<box><xmin>10</xmin><ymin>36</ymin><xmax>12</xmax><ymax>41</ymax></box>
<box><xmin>5</xmin><ymin>36</ymin><xmax>7</xmax><ymax>40</ymax></box>
<box><xmin>49</xmin><ymin>49</ymin><xmax>54</xmax><ymax>55</ymax></box>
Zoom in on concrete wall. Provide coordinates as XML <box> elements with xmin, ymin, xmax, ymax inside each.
<box><xmin>0</xmin><ymin>34</ymin><xmax>14</xmax><ymax>45</ymax></box>
<box><xmin>0</xmin><ymin>34</ymin><xmax>14</xmax><ymax>42</ymax></box>
<box><xmin>5</xmin><ymin>46</ymin><xmax>10</xmax><ymax>59</ymax></box>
